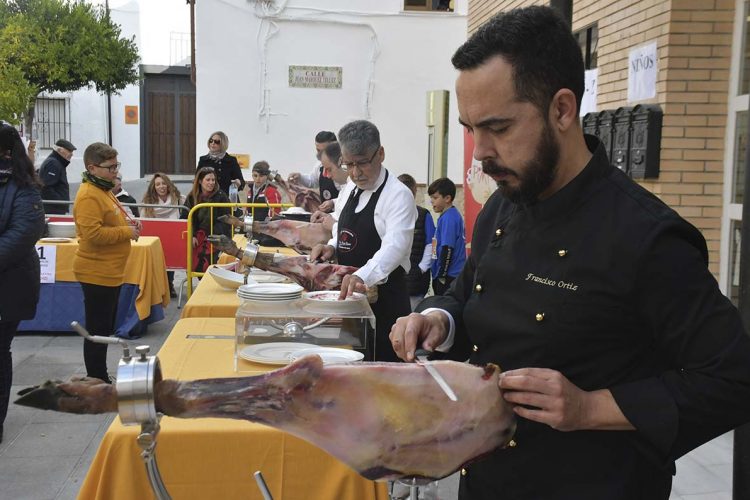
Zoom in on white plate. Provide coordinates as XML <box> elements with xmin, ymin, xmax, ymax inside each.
<box><xmin>208</xmin><ymin>267</ymin><xmax>244</xmax><ymax>290</ymax></box>
<box><xmin>302</xmin><ymin>291</ymin><xmax>366</xmax><ymax>313</ymax></box>
<box><xmin>39</xmin><ymin>237</ymin><xmax>74</xmax><ymax>243</ymax></box>
<box><xmin>290</xmin><ymin>347</ymin><xmax>364</xmax><ymax>365</ymax></box>
<box><xmin>249</xmin><ymin>270</ymin><xmax>289</xmax><ymax>283</ymax></box>
<box><xmin>280</xmin><ymin>208</ymin><xmax>311</xmax><ymax>215</ymax></box>
<box><xmin>239</xmin><ymin>342</ymin><xmax>320</xmax><ymax>365</ymax></box>
<box><xmin>239</xmin><ymin>283</ymin><xmax>304</xmax><ymax>295</ymax></box>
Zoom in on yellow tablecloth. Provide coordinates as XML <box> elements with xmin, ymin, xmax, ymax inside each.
<box><xmin>38</xmin><ymin>236</ymin><xmax>169</xmax><ymax>319</ymax></box>
<box><xmin>78</xmin><ymin>317</ymin><xmax>388</xmax><ymax>500</ymax></box>
<box><xmin>183</xmin><ymin>244</ymin><xmax>299</xmax><ymax>319</ymax></box>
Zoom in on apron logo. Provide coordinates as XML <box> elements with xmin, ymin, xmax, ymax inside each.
<box><xmin>323</xmin><ymin>189</ymin><xmax>331</xmax><ymax>200</ymax></box>
<box><xmin>338</xmin><ymin>229</ymin><xmax>357</xmax><ymax>253</ymax></box>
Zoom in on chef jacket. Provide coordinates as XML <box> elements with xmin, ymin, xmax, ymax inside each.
<box><xmin>419</xmin><ymin>135</ymin><xmax>750</xmax><ymax>500</ymax></box>
<box><xmin>328</xmin><ymin>167</ymin><xmax>416</xmax><ymax>286</ymax></box>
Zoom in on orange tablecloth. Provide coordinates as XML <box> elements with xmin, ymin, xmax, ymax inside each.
<box><xmin>78</xmin><ymin>317</ymin><xmax>388</xmax><ymax>500</ymax></box>
<box><xmin>38</xmin><ymin>236</ymin><xmax>169</xmax><ymax>319</ymax></box>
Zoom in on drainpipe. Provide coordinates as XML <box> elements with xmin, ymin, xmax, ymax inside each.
<box><xmin>734</xmin><ymin>108</ymin><xmax>750</xmax><ymax>500</ymax></box>
<box><xmin>189</xmin><ymin>0</ymin><xmax>196</xmax><ymax>85</ymax></box>
<box><xmin>105</xmin><ymin>0</ymin><xmax>113</xmax><ymax>146</ymax></box>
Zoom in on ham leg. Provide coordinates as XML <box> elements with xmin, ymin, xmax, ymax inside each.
<box><xmin>253</xmin><ymin>220</ymin><xmax>331</xmax><ymax>254</ymax></box>
<box><xmin>253</xmin><ymin>252</ymin><xmax>357</xmax><ymax>291</ymax></box>
<box><xmin>15</xmin><ymin>356</ymin><xmax>516</xmax><ymax>481</ymax></box>
<box><xmin>273</xmin><ymin>175</ymin><xmax>322</xmax><ymax>212</ymax></box>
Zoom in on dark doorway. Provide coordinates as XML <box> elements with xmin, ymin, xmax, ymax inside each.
<box><xmin>140</xmin><ymin>65</ymin><xmax>196</xmax><ymax>176</ymax></box>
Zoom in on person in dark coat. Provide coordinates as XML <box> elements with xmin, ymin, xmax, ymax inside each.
<box><xmin>196</xmin><ymin>131</ymin><xmax>244</xmax><ymax>196</ymax></box>
<box><xmin>0</xmin><ymin>123</ymin><xmax>46</xmax><ymax>442</ymax></box>
<box><xmin>39</xmin><ymin>138</ymin><xmax>76</xmax><ymax>214</ymax></box>
<box><xmin>113</xmin><ymin>174</ymin><xmax>140</xmax><ymax>218</ymax></box>
<box><xmin>182</xmin><ymin>166</ymin><xmax>231</xmax><ymax>272</ymax></box>
<box><xmin>389</xmin><ymin>7</ymin><xmax>750</xmax><ymax>499</ymax></box>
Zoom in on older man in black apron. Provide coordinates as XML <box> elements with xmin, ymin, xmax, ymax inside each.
<box><xmin>310</xmin><ymin>120</ymin><xmax>417</xmax><ymax>362</ymax></box>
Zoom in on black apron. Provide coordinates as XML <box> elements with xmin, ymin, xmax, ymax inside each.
<box><xmin>249</xmin><ymin>184</ymin><xmax>271</xmax><ymax>221</ymax></box>
<box><xmin>336</xmin><ymin>171</ymin><xmax>410</xmax><ymax>362</ymax></box>
<box><xmin>318</xmin><ymin>166</ymin><xmax>339</xmax><ymax>202</ymax></box>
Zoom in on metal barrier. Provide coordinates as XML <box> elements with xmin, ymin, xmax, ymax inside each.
<box><xmin>184</xmin><ymin>202</ymin><xmax>293</xmax><ymax>298</ymax></box>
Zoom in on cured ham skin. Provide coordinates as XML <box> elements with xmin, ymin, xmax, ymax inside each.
<box><xmin>252</xmin><ymin>252</ymin><xmax>358</xmax><ymax>291</ymax></box>
<box><xmin>15</xmin><ymin>356</ymin><xmax>516</xmax><ymax>481</ymax></box>
<box><xmin>273</xmin><ymin>175</ymin><xmax>322</xmax><ymax>212</ymax></box>
<box><xmin>252</xmin><ymin>220</ymin><xmax>331</xmax><ymax>254</ymax></box>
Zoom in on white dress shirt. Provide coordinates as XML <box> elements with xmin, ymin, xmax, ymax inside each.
<box><xmin>327</xmin><ymin>167</ymin><xmax>417</xmax><ymax>287</ymax></box>
<box><xmin>298</xmin><ymin>162</ymin><xmax>347</xmax><ymax>191</ymax></box>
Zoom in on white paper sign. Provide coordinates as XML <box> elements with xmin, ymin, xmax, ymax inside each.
<box><xmin>580</xmin><ymin>68</ymin><xmax>598</xmax><ymax>116</ymax></box>
<box><xmin>628</xmin><ymin>42</ymin><xmax>657</xmax><ymax>102</ymax></box>
<box><xmin>36</xmin><ymin>244</ymin><xmax>57</xmax><ymax>283</ymax></box>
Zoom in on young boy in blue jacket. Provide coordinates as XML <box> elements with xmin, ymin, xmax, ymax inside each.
<box><xmin>428</xmin><ymin>177</ymin><xmax>466</xmax><ymax>296</ymax></box>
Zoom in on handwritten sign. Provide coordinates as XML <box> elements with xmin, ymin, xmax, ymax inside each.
<box><xmin>580</xmin><ymin>68</ymin><xmax>598</xmax><ymax>116</ymax></box>
<box><xmin>628</xmin><ymin>42</ymin><xmax>657</xmax><ymax>102</ymax></box>
<box><xmin>36</xmin><ymin>244</ymin><xmax>57</xmax><ymax>283</ymax></box>
<box><xmin>288</xmin><ymin>65</ymin><xmax>342</xmax><ymax>89</ymax></box>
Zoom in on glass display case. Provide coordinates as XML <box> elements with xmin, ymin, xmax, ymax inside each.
<box><xmin>234</xmin><ymin>294</ymin><xmax>375</xmax><ymax>372</ymax></box>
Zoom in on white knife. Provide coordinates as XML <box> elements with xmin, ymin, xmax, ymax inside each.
<box><xmin>415</xmin><ymin>350</ymin><xmax>458</xmax><ymax>402</ymax></box>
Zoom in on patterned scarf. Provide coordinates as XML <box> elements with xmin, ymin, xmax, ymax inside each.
<box><xmin>81</xmin><ymin>170</ymin><xmax>115</xmax><ymax>191</ymax></box>
<box><xmin>207</xmin><ymin>151</ymin><xmax>226</xmax><ymax>161</ymax></box>
<box><xmin>0</xmin><ymin>158</ymin><xmax>12</xmax><ymax>184</ymax></box>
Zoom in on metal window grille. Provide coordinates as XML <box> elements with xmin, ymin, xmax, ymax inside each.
<box><xmin>170</xmin><ymin>31</ymin><xmax>191</xmax><ymax>66</ymax></box>
<box><xmin>34</xmin><ymin>97</ymin><xmax>70</xmax><ymax>149</ymax></box>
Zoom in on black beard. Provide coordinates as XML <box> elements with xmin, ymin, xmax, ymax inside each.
<box><xmin>483</xmin><ymin>122</ymin><xmax>559</xmax><ymax>205</ymax></box>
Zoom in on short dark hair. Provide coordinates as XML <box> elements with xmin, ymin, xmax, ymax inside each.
<box><xmin>397</xmin><ymin>173</ymin><xmax>417</xmax><ymax>193</ymax></box>
<box><xmin>315</xmin><ymin>131</ymin><xmax>337</xmax><ymax>144</ymax></box>
<box><xmin>451</xmin><ymin>6</ymin><xmax>584</xmax><ymax>116</ymax></box>
<box><xmin>428</xmin><ymin>177</ymin><xmax>456</xmax><ymax>200</ymax></box>
<box><xmin>252</xmin><ymin>160</ymin><xmax>271</xmax><ymax>175</ymax></box>
<box><xmin>84</xmin><ymin>142</ymin><xmax>118</xmax><ymax>167</ymax></box>
<box><xmin>322</xmin><ymin>142</ymin><xmax>341</xmax><ymax>165</ymax></box>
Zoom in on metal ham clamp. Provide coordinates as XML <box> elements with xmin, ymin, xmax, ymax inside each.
<box><xmin>70</xmin><ymin>321</ymin><xmax>275</xmax><ymax>500</ymax></box>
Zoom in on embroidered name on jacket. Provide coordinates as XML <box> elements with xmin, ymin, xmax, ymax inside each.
<box><xmin>525</xmin><ymin>273</ymin><xmax>578</xmax><ymax>291</ymax></box>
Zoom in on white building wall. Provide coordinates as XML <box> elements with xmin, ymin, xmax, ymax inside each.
<box><xmin>36</xmin><ymin>0</ymin><xmax>189</xmax><ymax>185</ymax></box>
<box><xmin>195</xmin><ymin>0</ymin><xmax>468</xmax><ymax>185</ymax></box>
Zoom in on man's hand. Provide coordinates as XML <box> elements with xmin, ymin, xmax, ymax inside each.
<box><xmin>288</xmin><ymin>172</ymin><xmax>301</xmax><ymax>183</ymax></box>
<box><xmin>309</xmin><ymin>244</ymin><xmax>335</xmax><ymax>263</ymax></box>
<box><xmin>339</xmin><ymin>274</ymin><xmax>367</xmax><ymax>300</ymax></box>
<box><xmin>311</xmin><ymin>211</ymin><xmax>335</xmax><ymax>231</ymax></box>
<box><xmin>499</xmin><ymin>368</ymin><xmax>633</xmax><ymax>432</ymax></box>
<box><xmin>389</xmin><ymin>312</ymin><xmax>449</xmax><ymax>362</ymax></box>
<box><xmin>207</xmin><ymin>234</ymin><xmax>240</xmax><ymax>258</ymax></box>
<box><xmin>318</xmin><ymin>200</ymin><xmax>335</xmax><ymax>212</ymax></box>
<box><xmin>232</xmin><ymin>179</ymin><xmax>242</xmax><ymax>188</ymax></box>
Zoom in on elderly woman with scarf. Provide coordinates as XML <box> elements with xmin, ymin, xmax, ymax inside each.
<box><xmin>182</xmin><ymin>166</ymin><xmax>232</xmax><ymax>272</ymax></box>
<box><xmin>0</xmin><ymin>123</ymin><xmax>45</xmax><ymax>442</ymax></box>
<box><xmin>196</xmin><ymin>131</ymin><xmax>244</xmax><ymax>196</ymax></box>
<box><xmin>73</xmin><ymin>143</ymin><xmax>141</xmax><ymax>383</ymax></box>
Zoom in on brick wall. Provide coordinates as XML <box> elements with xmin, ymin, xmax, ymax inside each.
<box><xmin>466</xmin><ymin>0</ymin><xmax>736</xmax><ymax>275</ymax></box>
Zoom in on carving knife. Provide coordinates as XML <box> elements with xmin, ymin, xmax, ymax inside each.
<box><xmin>415</xmin><ymin>349</ymin><xmax>458</xmax><ymax>402</ymax></box>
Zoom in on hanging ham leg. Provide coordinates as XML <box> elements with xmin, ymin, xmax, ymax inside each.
<box><xmin>217</xmin><ymin>215</ymin><xmax>331</xmax><ymax>254</ymax></box>
<box><xmin>15</xmin><ymin>356</ymin><xmax>516</xmax><ymax>481</ymax></box>
<box><xmin>253</xmin><ymin>253</ymin><xmax>357</xmax><ymax>291</ymax></box>
<box><xmin>273</xmin><ymin>174</ymin><xmax>322</xmax><ymax>212</ymax></box>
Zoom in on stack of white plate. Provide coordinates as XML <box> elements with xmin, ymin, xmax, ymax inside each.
<box><xmin>237</xmin><ymin>283</ymin><xmax>304</xmax><ymax>302</ymax></box>
<box><xmin>47</xmin><ymin>221</ymin><xmax>76</xmax><ymax>238</ymax></box>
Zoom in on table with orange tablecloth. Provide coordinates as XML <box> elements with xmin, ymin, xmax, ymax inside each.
<box><xmin>182</xmin><ymin>245</ymin><xmax>299</xmax><ymax>319</ymax></box>
<box><xmin>78</xmin><ymin>317</ymin><xmax>388</xmax><ymax>500</ymax></box>
<box><xmin>19</xmin><ymin>236</ymin><xmax>169</xmax><ymax>337</ymax></box>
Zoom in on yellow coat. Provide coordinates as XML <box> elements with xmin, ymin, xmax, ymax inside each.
<box><xmin>73</xmin><ymin>182</ymin><xmax>132</xmax><ymax>286</ymax></box>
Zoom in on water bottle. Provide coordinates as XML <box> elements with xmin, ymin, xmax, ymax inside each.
<box><xmin>229</xmin><ymin>182</ymin><xmax>239</xmax><ymax>204</ymax></box>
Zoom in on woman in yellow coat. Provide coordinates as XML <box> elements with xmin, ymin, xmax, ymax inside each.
<box><xmin>73</xmin><ymin>143</ymin><xmax>141</xmax><ymax>383</ymax></box>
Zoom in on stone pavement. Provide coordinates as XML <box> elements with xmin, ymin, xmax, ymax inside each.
<box><xmin>0</xmin><ymin>279</ymin><xmax>738</xmax><ymax>499</ymax></box>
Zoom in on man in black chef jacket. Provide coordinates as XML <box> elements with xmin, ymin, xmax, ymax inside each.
<box><xmin>310</xmin><ymin>120</ymin><xmax>417</xmax><ymax>362</ymax></box>
<box><xmin>389</xmin><ymin>6</ymin><xmax>750</xmax><ymax>500</ymax></box>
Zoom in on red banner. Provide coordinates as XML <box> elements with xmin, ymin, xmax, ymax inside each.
<box><xmin>463</xmin><ymin>130</ymin><xmax>497</xmax><ymax>255</ymax></box>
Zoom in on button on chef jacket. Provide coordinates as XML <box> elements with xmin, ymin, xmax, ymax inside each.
<box><xmin>329</xmin><ymin>167</ymin><xmax>416</xmax><ymax>361</ymax></box>
<box><xmin>418</xmin><ymin>135</ymin><xmax>750</xmax><ymax>500</ymax></box>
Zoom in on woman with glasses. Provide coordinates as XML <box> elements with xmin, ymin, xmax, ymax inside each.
<box><xmin>196</xmin><ymin>131</ymin><xmax>244</xmax><ymax>196</ymax></box>
<box><xmin>73</xmin><ymin>143</ymin><xmax>141</xmax><ymax>383</ymax></box>
<box><xmin>0</xmin><ymin>124</ymin><xmax>46</xmax><ymax>442</ymax></box>
<box><xmin>183</xmin><ymin>166</ymin><xmax>231</xmax><ymax>272</ymax></box>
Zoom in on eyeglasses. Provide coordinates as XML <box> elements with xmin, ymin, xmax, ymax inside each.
<box><xmin>209</xmin><ymin>138</ymin><xmax>222</xmax><ymax>145</ymax></box>
<box><xmin>94</xmin><ymin>162</ymin><xmax>121</xmax><ymax>172</ymax></box>
<box><xmin>339</xmin><ymin>148</ymin><xmax>379</xmax><ymax>170</ymax></box>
